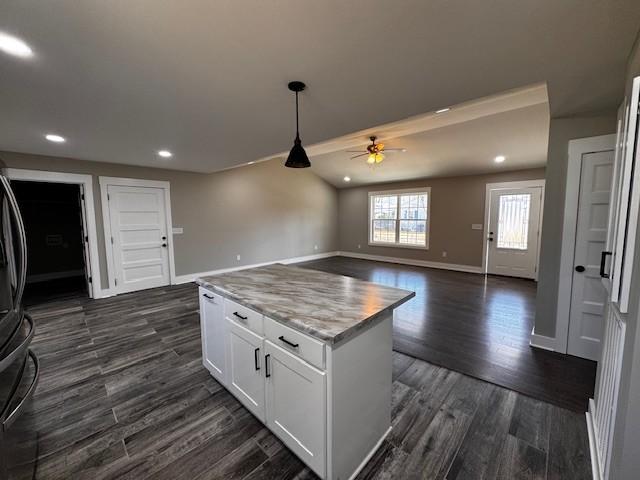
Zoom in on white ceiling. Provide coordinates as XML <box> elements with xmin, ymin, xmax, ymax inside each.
<box><xmin>308</xmin><ymin>85</ymin><xmax>550</xmax><ymax>187</ymax></box>
<box><xmin>0</xmin><ymin>1</ymin><xmax>638</xmax><ymax>173</ymax></box>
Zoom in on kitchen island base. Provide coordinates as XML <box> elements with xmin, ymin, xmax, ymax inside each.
<box><xmin>198</xmin><ymin>287</ymin><xmax>395</xmax><ymax>480</ymax></box>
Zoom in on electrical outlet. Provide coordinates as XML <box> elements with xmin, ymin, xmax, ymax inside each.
<box><xmin>357</xmin><ymin>244</ymin><xmax>361</xmax><ymax>249</ymax></box>
<box><xmin>442</xmin><ymin>251</ymin><xmax>447</xmax><ymax>258</ymax></box>
<box><xmin>236</xmin><ymin>254</ymin><xmax>241</xmax><ymax>261</ymax></box>
<box><xmin>314</xmin><ymin>245</ymin><xmax>318</xmax><ymax>251</ymax></box>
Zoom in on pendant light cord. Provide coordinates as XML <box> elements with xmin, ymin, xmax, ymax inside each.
<box><xmin>295</xmin><ymin>91</ymin><xmax>300</xmax><ymax>139</ymax></box>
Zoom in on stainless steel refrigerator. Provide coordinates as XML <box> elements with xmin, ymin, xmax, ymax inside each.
<box><xmin>0</xmin><ymin>167</ymin><xmax>39</xmax><ymax>479</ymax></box>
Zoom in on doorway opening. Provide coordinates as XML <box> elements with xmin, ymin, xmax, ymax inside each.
<box><xmin>11</xmin><ymin>180</ymin><xmax>91</xmax><ymax>305</ymax></box>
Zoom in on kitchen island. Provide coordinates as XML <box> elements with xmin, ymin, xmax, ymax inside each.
<box><xmin>197</xmin><ymin>263</ymin><xmax>414</xmax><ymax>480</ymax></box>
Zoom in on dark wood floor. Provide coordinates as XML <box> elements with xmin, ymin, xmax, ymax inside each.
<box><xmin>296</xmin><ymin>256</ymin><xmax>597</xmax><ymax>412</ymax></box>
<box><xmin>23</xmin><ymin>282</ymin><xmax>592</xmax><ymax>479</ymax></box>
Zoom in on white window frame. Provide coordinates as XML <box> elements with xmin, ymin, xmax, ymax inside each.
<box><xmin>368</xmin><ymin>187</ymin><xmax>431</xmax><ymax>249</ymax></box>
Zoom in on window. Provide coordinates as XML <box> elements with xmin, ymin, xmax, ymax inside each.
<box><xmin>369</xmin><ymin>188</ymin><xmax>430</xmax><ymax>248</ymax></box>
<box><xmin>497</xmin><ymin>193</ymin><xmax>531</xmax><ymax>250</ymax></box>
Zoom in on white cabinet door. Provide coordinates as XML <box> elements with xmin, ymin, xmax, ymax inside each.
<box><xmin>227</xmin><ymin>319</ymin><xmax>265</xmax><ymax>421</ymax></box>
<box><xmin>199</xmin><ymin>288</ymin><xmax>227</xmax><ymax>385</ymax></box>
<box><xmin>265</xmin><ymin>341</ymin><xmax>326</xmax><ymax>478</ymax></box>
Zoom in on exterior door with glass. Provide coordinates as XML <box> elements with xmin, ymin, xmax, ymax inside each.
<box><xmin>487</xmin><ymin>187</ymin><xmax>543</xmax><ymax>279</ymax></box>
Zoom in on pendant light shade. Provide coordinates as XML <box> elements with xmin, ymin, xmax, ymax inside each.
<box><xmin>285</xmin><ymin>81</ymin><xmax>311</xmax><ymax>168</ymax></box>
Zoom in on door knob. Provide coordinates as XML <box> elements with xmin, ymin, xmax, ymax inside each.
<box><xmin>162</xmin><ymin>235</ymin><xmax>167</xmax><ymax>240</ymax></box>
<box><xmin>162</xmin><ymin>243</ymin><xmax>167</xmax><ymax>247</ymax></box>
<box><xmin>575</xmin><ymin>265</ymin><xmax>585</xmax><ymax>273</ymax></box>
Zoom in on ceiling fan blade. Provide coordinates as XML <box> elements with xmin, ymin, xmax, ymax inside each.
<box><xmin>346</xmin><ymin>150</ymin><xmax>366</xmax><ymax>153</ymax></box>
<box><xmin>383</xmin><ymin>148</ymin><xmax>406</xmax><ymax>152</ymax></box>
<box><xmin>350</xmin><ymin>153</ymin><xmax>368</xmax><ymax>159</ymax></box>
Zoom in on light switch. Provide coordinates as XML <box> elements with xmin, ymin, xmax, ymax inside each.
<box><xmin>172</xmin><ymin>227</ymin><xmax>184</xmax><ymax>234</ymax></box>
<box><xmin>471</xmin><ymin>224</ymin><xmax>483</xmax><ymax>230</ymax></box>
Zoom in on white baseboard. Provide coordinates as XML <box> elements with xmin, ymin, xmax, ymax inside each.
<box><xmin>336</xmin><ymin>251</ymin><xmax>484</xmax><ymax>274</ymax></box>
<box><xmin>586</xmin><ymin>398</ymin><xmax>603</xmax><ymax>480</ymax></box>
<box><xmin>173</xmin><ymin>251</ymin><xmax>341</xmax><ymax>285</ymax></box>
<box><xmin>529</xmin><ymin>327</ymin><xmax>556</xmax><ymax>351</ymax></box>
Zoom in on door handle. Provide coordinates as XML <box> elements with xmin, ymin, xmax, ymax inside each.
<box><xmin>254</xmin><ymin>348</ymin><xmax>260</xmax><ymax>371</ymax></box>
<box><xmin>600</xmin><ymin>251</ymin><xmax>612</xmax><ymax>278</ymax></box>
<box><xmin>278</xmin><ymin>336</ymin><xmax>299</xmax><ymax>349</ymax></box>
<box><xmin>162</xmin><ymin>235</ymin><xmax>167</xmax><ymax>240</ymax></box>
<box><xmin>265</xmin><ymin>354</ymin><xmax>271</xmax><ymax>378</ymax></box>
<box><xmin>162</xmin><ymin>243</ymin><xmax>167</xmax><ymax>248</ymax></box>
<box><xmin>575</xmin><ymin>265</ymin><xmax>585</xmax><ymax>273</ymax></box>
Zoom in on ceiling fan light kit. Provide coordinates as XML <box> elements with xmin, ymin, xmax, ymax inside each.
<box><xmin>284</xmin><ymin>81</ymin><xmax>311</xmax><ymax>168</ymax></box>
<box><xmin>350</xmin><ymin>135</ymin><xmax>405</xmax><ymax>165</ymax></box>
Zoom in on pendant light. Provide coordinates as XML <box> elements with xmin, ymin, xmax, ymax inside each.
<box><xmin>285</xmin><ymin>81</ymin><xmax>311</xmax><ymax>168</ymax></box>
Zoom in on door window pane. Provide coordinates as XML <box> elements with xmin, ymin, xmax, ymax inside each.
<box><xmin>497</xmin><ymin>194</ymin><xmax>531</xmax><ymax>250</ymax></box>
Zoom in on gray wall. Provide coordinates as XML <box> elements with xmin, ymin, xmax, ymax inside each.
<box><xmin>610</xmin><ymin>33</ymin><xmax>640</xmax><ymax>480</ymax></box>
<box><xmin>337</xmin><ymin>168</ymin><xmax>545</xmax><ymax>267</ymax></box>
<box><xmin>1</xmin><ymin>151</ymin><xmax>339</xmax><ymax>292</ymax></box>
<box><xmin>533</xmin><ymin>113</ymin><xmax>617</xmax><ymax>337</ymax></box>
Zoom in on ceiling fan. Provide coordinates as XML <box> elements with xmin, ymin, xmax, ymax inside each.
<box><xmin>348</xmin><ymin>136</ymin><xmax>406</xmax><ymax>164</ymax></box>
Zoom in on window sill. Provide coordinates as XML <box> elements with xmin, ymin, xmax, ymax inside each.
<box><xmin>368</xmin><ymin>242</ymin><xmax>429</xmax><ymax>250</ymax></box>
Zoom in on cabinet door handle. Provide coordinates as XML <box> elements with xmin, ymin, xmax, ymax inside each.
<box><xmin>203</xmin><ymin>293</ymin><xmax>215</xmax><ymax>300</ymax></box>
<box><xmin>233</xmin><ymin>312</ymin><xmax>248</xmax><ymax>321</ymax></box>
<box><xmin>254</xmin><ymin>348</ymin><xmax>260</xmax><ymax>371</ymax></box>
<box><xmin>265</xmin><ymin>354</ymin><xmax>271</xmax><ymax>378</ymax></box>
<box><xmin>600</xmin><ymin>251</ymin><xmax>612</xmax><ymax>278</ymax></box>
<box><xmin>278</xmin><ymin>336</ymin><xmax>299</xmax><ymax>348</ymax></box>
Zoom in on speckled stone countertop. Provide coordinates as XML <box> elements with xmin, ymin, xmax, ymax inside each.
<box><xmin>196</xmin><ymin>263</ymin><xmax>415</xmax><ymax>345</ymax></box>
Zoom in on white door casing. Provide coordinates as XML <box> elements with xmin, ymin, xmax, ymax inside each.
<box><xmin>106</xmin><ymin>184</ymin><xmax>170</xmax><ymax>293</ymax></box>
<box><xmin>227</xmin><ymin>319</ymin><xmax>266</xmax><ymax>421</ymax></box>
<box><xmin>486</xmin><ymin>186</ymin><xmax>543</xmax><ymax>279</ymax></box>
<box><xmin>567</xmin><ymin>150</ymin><xmax>614</xmax><ymax>361</ymax></box>
<box><xmin>265</xmin><ymin>340</ymin><xmax>326</xmax><ymax>479</ymax></box>
<box><xmin>5</xmin><ymin>168</ymin><xmax>101</xmax><ymax>298</ymax></box>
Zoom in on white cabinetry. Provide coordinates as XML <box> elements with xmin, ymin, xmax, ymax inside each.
<box><xmin>227</xmin><ymin>318</ymin><xmax>266</xmax><ymax>421</ymax></box>
<box><xmin>198</xmin><ymin>288</ymin><xmax>227</xmax><ymax>385</ymax></box>
<box><xmin>199</xmin><ymin>294</ymin><xmax>392</xmax><ymax>480</ymax></box>
<box><xmin>265</xmin><ymin>340</ymin><xmax>326</xmax><ymax>478</ymax></box>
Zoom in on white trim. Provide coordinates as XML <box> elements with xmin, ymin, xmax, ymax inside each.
<box><xmin>368</xmin><ymin>187</ymin><xmax>431</xmax><ymax>250</ymax></box>
<box><xmin>347</xmin><ymin>426</ymin><xmax>392</xmax><ymax>480</ymax></box>
<box><xmin>482</xmin><ymin>179</ymin><xmax>546</xmax><ymax>278</ymax></box>
<box><xmin>5</xmin><ymin>168</ymin><xmax>102</xmax><ymax>298</ymax></box>
<box><xmin>174</xmin><ymin>251</ymin><xmax>341</xmax><ymax>284</ymax></box>
<box><xmin>555</xmin><ymin>134</ymin><xmax>616</xmax><ymax>354</ymax></box>
<box><xmin>529</xmin><ymin>327</ymin><xmax>556</xmax><ymax>351</ymax></box>
<box><xmin>337</xmin><ymin>251</ymin><xmax>483</xmax><ymax>274</ymax></box>
<box><xmin>586</xmin><ymin>399</ymin><xmax>603</xmax><ymax>480</ymax></box>
<box><xmin>99</xmin><ymin>176</ymin><xmax>176</xmax><ymax>294</ymax></box>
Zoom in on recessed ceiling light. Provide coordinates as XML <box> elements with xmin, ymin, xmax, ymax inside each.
<box><xmin>158</xmin><ymin>150</ymin><xmax>172</xmax><ymax>158</ymax></box>
<box><xmin>343</xmin><ymin>176</ymin><xmax>351</xmax><ymax>182</ymax></box>
<box><xmin>494</xmin><ymin>155</ymin><xmax>506</xmax><ymax>163</ymax></box>
<box><xmin>0</xmin><ymin>32</ymin><xmax>33</xmax><ymax>58</ymax></box>
<box><xmin>435</xmin><ymin>108</ymin><xmax>450</xmax><ymax>114</ymax></box>
<box><xmin>45</xmin><ymin>134</ymin><xmax>65</xmax><ymax>143</ymax></box>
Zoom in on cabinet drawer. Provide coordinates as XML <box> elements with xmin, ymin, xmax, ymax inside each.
<box><xmin>224</xmin><ymin>299</ymin><xmax>263</xmax><ymax>335</ymax></box>
<box><xmin>264</xmin><ymin>316</ymin><xmax>325</xmax><ymax>369</ymax></box>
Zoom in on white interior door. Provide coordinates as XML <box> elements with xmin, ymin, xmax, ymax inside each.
<box><xmin>568</xmin><ymin>149</ymin><xmax>614</xmax><ymax>361</ymax></box>
<box><xmin>107</xmin><ymin>184</ymin><xmax>170</xmax><ymax>293</ymax></box>
<box><xmin>487</xmin><ymin>187</ymin><xmax>543</xmax><ymax>279</ymax></box>
<box><xmin>77</xmin><ymin>185</ymin><xmax>93</xmax><ymax>297</ymax></box>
